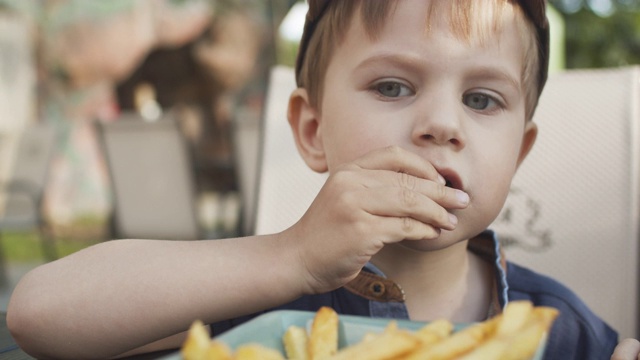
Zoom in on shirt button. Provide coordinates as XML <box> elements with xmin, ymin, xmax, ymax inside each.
<box><xmin>369</xmin><ymin>281</ymin><xmax>386</xmax><ymax>297</ymax></box>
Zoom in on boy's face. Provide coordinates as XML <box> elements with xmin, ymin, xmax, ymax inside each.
<box><xmin>293</xmin><ymin>0</ymin><xmax>537</xmax><ymax>249</ymax></box>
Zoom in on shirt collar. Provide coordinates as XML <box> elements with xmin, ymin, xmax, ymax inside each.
<box><xmin>347</xmin><ymin>230</ymin><xmax>509</xmax><ymax>315</ymax></box>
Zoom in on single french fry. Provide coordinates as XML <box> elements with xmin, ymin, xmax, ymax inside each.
<box><xmin>206</xmin><ymin>341</ymin><xmax>233</xmax><ymax>360</ymax></box>
<box><xmin>496</xmin><ymin>301</ymin><xmax>534</xmax><ymax>336</ymax></box>
<box><xmin>329</xmin><ymin>327</ymin><xmax>420</xmax><ymax>360</ymax></box>
<box><xmin>414</xmin><ymin>319</ymin><xmax>454</xmax><ymax>346</ymax></box>
<box><xmin>458</xmin><ymin>304</ymin><xmax>559</xmax><ymax>360</ymax></box>
<box><xmin>283</xmin><ymin>325</ymin><xmax>309</xmax><ymax>360</ymax></box>
<box><xmin>181</xmin><ymin>320</ymin><xmax>211</xmax><ymax>360</ymax></box>
<box><xmin>234</xmin><ymin>344</ymin><xmax>285</xmax><ymax>360</ymax></box>
<box><xmin>499</xmin><ymin>307</ymin><xmax>559</xmax><ymax>360</ymax></box>
<box><xmin>361</xmin><ymin>332</ymin><xmax>379</xmax><ymax>343</ymax></box>
<box><xmin>308</xmin><ymin>307</ymin><xmax>339</xmax><ymax>360</ymax></box>
<box><xmin>455</xmin><ymin>301</ymin><xmax>535</xmax><ymax>360</ymax></box>
<box><xmin>532</xmin><ymin>306</ymin><xmax>560</xmax><ymax>330</ymax></box>
<box><xmin>403</xmin><ymin>316</ymin><xmax>500</xmax><ymax>360</ymax></box>
<box><xmin>354</xmin><ymin>321</ymin><xmax>401</xmax><ymax>347</ymax></box>
<box><xmin>498</xmin><ymin>323</ymin><xmax>546</xmax><ymax>360</ymax></box>
<box><xmin>385</xmin><ymin>321</ymin><xmax>399</xmax><ymax>332</ymax></box>
<box><xmin>456</xmin><ymin>338</ymin><xmax>510</xmax><ymax>360</ymax></box>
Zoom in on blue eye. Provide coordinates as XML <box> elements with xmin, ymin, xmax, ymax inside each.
<box><xmin>374</xmin><ymin>81</ymin><xmax>413</xmax><ymax>98</ymax></box>
<box><xmin>462</xmin><ymin>93</ymin><xmax>500</xmax><ymax>111</ymax></box>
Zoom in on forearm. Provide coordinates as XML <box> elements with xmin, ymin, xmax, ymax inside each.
<box><xmin>7</xmin><ymin>233</ymin><xmax>304</xmax><ymax>359</ymax></box>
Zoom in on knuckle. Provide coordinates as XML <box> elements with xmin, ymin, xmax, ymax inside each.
<box><xmin>384</xmin><ymin>145</ymin><xmax>403</xmax><ymax>156</ymax></box>
<box><xmin>434</xmin><ymin>183</ymin><xmax>448</xmax><ymax>201</ymax></box>
<box><xmin>335</xmin><ymin>190</ymin><xmax>356</xmax><ymax>209</ymax></box>
<box><xmin>331</xmin><ymin>170</ymin><xmax>353</xmax><ymax>188</ymax></box>
<box><xmin>398</xmin><ymin>171</ymin><xmax>416</xmax><ymax>190</ymax></box>
<box><xmin>401</xmin><ymin>188</ymin><xmax>418</xmax><ymax>208</ymax></box>
<box><xmin>401</xmin><ymin>217</ymin><xmax>415</xmax><ymax>234</ymax></box>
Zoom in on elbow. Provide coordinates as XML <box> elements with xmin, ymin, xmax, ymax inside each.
<box><xmin>6</xmin><ymin>304</ymin><xmax>38</xmax><ymax>358</ymax></box>
<box><xmin>7</xmin><ymin>267</ymin><xmax>60</xmax><ymax>359</ymax></box>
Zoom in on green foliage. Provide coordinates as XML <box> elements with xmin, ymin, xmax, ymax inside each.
<box><xmin>276</xmin><ymin>39</ymin><xmax>300</xmax><ymax>68</ymax></box>
<box><xmin>1</xmin><ymin>231</ymin><xmax>98</xmax><ymax>263</ymax></box>
<box><xmin>550</xmin><ymin>0</ymin><xmax>640</xmax><ymax>68</ymax></box>
<box><xmin>565</xmin><ymin>10</ymin><xmax>640</xmax><ymax>68</ymax></box>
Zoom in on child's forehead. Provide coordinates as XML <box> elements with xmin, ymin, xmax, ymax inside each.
<box><xmin>367</xmin><ymin>1</ymin><xmax>526</xmax><ymax>49</ymax></box>
<box><xmin>296</xmin><ymin>0</ymin><xmax>550</xmax><ymax>97</ymax></box>
<box><xmin>340</xmin><ymin>1</ymin><xmax>528</xmax><ymax>78</ymax></box>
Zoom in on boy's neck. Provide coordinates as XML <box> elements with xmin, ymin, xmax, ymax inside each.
<box><xmin>370</xmin><ymin>239</ymin><xmax>494</xmax><ymax>323</ymax></box>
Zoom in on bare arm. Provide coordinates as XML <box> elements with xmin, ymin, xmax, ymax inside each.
<box><xmin>7</xmin><ymin>147</ymin><xmax>467</xmax><ymax>359</ymax></box>
<box><xmin>7</xmin><ymin>233</ymin><xmax>305</xmax><ymax>359</ymax></box>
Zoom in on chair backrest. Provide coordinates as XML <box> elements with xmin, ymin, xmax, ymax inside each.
<box><xmin>97</xmin><ymin>113</ymin><xmax>201</xmax><ymax>240</ymax></box>
<box><xmin>1</xmin><ymin>123</ymin><xmax>56</xmax><ymax>223</ymax></box>
<box><xmin>254</xmin><ymin>65</ymin><xmax>640</xmax><ymax>339</ymax></box>
<box><xmin>491</xmin><ymin>66</ymin><xmax>640</xmax><ymax>339</ymax></box>
<box><xmin>233</xmin><ymin>110</ymin><xmax>262</xmax><ymax>236</ymax></box>
<box><xmin>10</xmin><ymin>124</ymin><xmax>56</xmax><ymax>189</ymax></box>
<box><xmin>253</xmin><ymin>66</ymin><xmax>327</xmax><ymax>235</ymax></box>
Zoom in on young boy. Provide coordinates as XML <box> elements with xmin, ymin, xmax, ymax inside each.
<box><xmin>7</xmin><ymin>0</ymin><xmax>630</xmax><ymax>359</ymax></box>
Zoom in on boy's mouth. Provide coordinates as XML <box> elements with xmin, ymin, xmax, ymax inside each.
<box><xmin>439</xmin><ymin>170</ymin><xmax>463</xmax><ymax>191</ymax></box>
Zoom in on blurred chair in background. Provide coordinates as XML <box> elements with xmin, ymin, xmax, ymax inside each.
<box><xmin>251</xmin><ymin>66</ymin><xmax>327</xmax><ymax>237</ymax></box>
<box><xmin>96</xmin><ymin>113</ymin><xmax>202</xmax><ymax>241</ymax></box>
<box><xmin>252</xmin><ymin>65</ymin><xmax>640</xmax><ymax>339</ymax></box>
<box><xmin>0</xmin><ymin>123</ymin><xmax>57</xmax><ymax>284</ymax></box>
<box><xmin>490</xmin><ymin>66</ymin><xmax>640</xmax><ymax>340</ymax></box>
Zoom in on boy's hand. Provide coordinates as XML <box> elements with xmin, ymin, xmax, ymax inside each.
<box><xmin>611</xmin><ymin>339</ymin><xmax>640</xmax><ymax>360</ymax></box>
<box><xmin>284</xmin><ymin>146</ymin><xmax>470</xmax><ymax>295</ymax></box>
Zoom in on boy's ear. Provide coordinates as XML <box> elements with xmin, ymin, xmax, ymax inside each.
<box><xmin>516</xmin><ymin>121</ymin><xmax>538</xmax><ymax>168</ymax></box>
<box><xmin>287</xmin><ymin>88</ymin><xmax>328</xmax><ymax>173</ymax></box>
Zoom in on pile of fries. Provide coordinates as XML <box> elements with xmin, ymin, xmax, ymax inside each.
<box><xmin>181</xmin><ymin>300</ymin><xmax>558</xmax><ymax>360</ymax></box>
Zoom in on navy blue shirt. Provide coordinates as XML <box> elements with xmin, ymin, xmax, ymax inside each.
<box><xmin>212</xmin><ymin>231</ymin><xmax>618</xmax><ymax>359</ymax></box>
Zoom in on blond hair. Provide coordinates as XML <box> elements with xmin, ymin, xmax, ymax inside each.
<box><xmin>297</xmin><ymin>0</ymin><xmax>541</xmax><ymax>120</ymax></box>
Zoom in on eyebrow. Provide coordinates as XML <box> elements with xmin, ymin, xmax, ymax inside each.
<box><xmin>354</xmin><ymin>52</ymin><xmax>424</xmax><ymax>73</ymax></box>
<box><xmin>355</xmin><ymin>53</ymin><xmax>522</xmax><ymax>90</ymax></box>
<box><xmin>464</xmin><ymin>66</ymin><xmax>522</xmax><ymax>94</ymax></box>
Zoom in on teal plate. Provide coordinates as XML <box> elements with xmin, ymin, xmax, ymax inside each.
<box><xmin>162</xmin><ymin>310</ymin><xmax>547</xmax><ymax>359</ymax></box>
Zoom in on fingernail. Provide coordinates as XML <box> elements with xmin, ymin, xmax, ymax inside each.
<box><xmin>437</xmin><ymin>174</ymin><xmax>446</xmax><ymax>185</ymax></box>
<box><xmin>448</xmin><ymin>213</ymin><xmax>458</xmax><ymax>225</ymax></box>
<box><xmin>456</xmin><ymin>190</ymin><xmax>469</xmax><ymax>204</ymax></box>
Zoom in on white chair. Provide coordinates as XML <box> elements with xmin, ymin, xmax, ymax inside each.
<box><xmin>232</xmin><ymin>110</ymin><xmax>262</xmax><ymax>236</ymax></box>
<box><xmin>252</xmin><ymin>66</ymin><xmax>327</xmax><ymax>236</ymax></box>
<box><xmin>252</xmin><ymin>65</ymin><xmax>640</xmax><ymax>339</ymax></box>
<box><xmin>491</xmin><ymin>66</ymin><xmax>640</xmax><ymax>340</ymax></box>
<box><xmin>96</xmin><ymin>113</ymin><xmax>201</xmax><ymax>240</ymax></box>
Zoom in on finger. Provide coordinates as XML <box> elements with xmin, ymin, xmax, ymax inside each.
<box><xmin>355</xmin><ymin>187</ymin><xmax>458</xmax><ymax>231</ymax></box>
<box><xmin>373</xmin><ymin>216</ymin><xmax>443</xmax><ymax>242</ymax></box>
<box><xmin>345</xmin><ymin>168</ymin><xmax>469</xmax><ymax>210</ymax></box>
<box><xmin>389</xmin><ymin>171</ymin><xmax>469</xmax><ymax>209</ymax></box>
<box><xmin>350</xmin><ymin>146</ymin><xmax>445</xmax><ymax>185</ymax></box>
<box><xmin>611</xmin><ymin>339</ymin><xmax>640</xmax><ymax>360</ymax></box>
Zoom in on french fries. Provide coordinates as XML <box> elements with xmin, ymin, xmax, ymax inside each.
<box><xmin>308</xmin><ymin>306</ymin><xmax>339</xmax><ymax>359</ymax></box>
<box><xmin>181</xmin><ymin>302</ymin><xmax>558</xmax><ymax>360</ymax></box>
<box><xmin>283</xmin><ymin>326</ymin><xmax>308</xmax><ymax>360</ymax></box>
<box><xmin>329</xmin><ymin>322</ymin><xmax>420</xmax><ymax>360</ymax></box>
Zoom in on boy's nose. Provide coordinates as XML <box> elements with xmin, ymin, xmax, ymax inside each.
<box><xmin>411</xmin><ymin>97</ymin><xmax>466</xmax><ymax>150</ymax></box>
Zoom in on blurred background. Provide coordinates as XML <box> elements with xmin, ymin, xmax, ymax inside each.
<box><xmin>0</xmin><ymin>0</ymin><xmax>638</xmax><ymax>311</ymax></box>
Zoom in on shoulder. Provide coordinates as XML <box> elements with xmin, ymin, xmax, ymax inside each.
<box><xmin>506</xmin><ymin>261</ymin><xmax>618</xmax><ymax>360</ymax></box>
